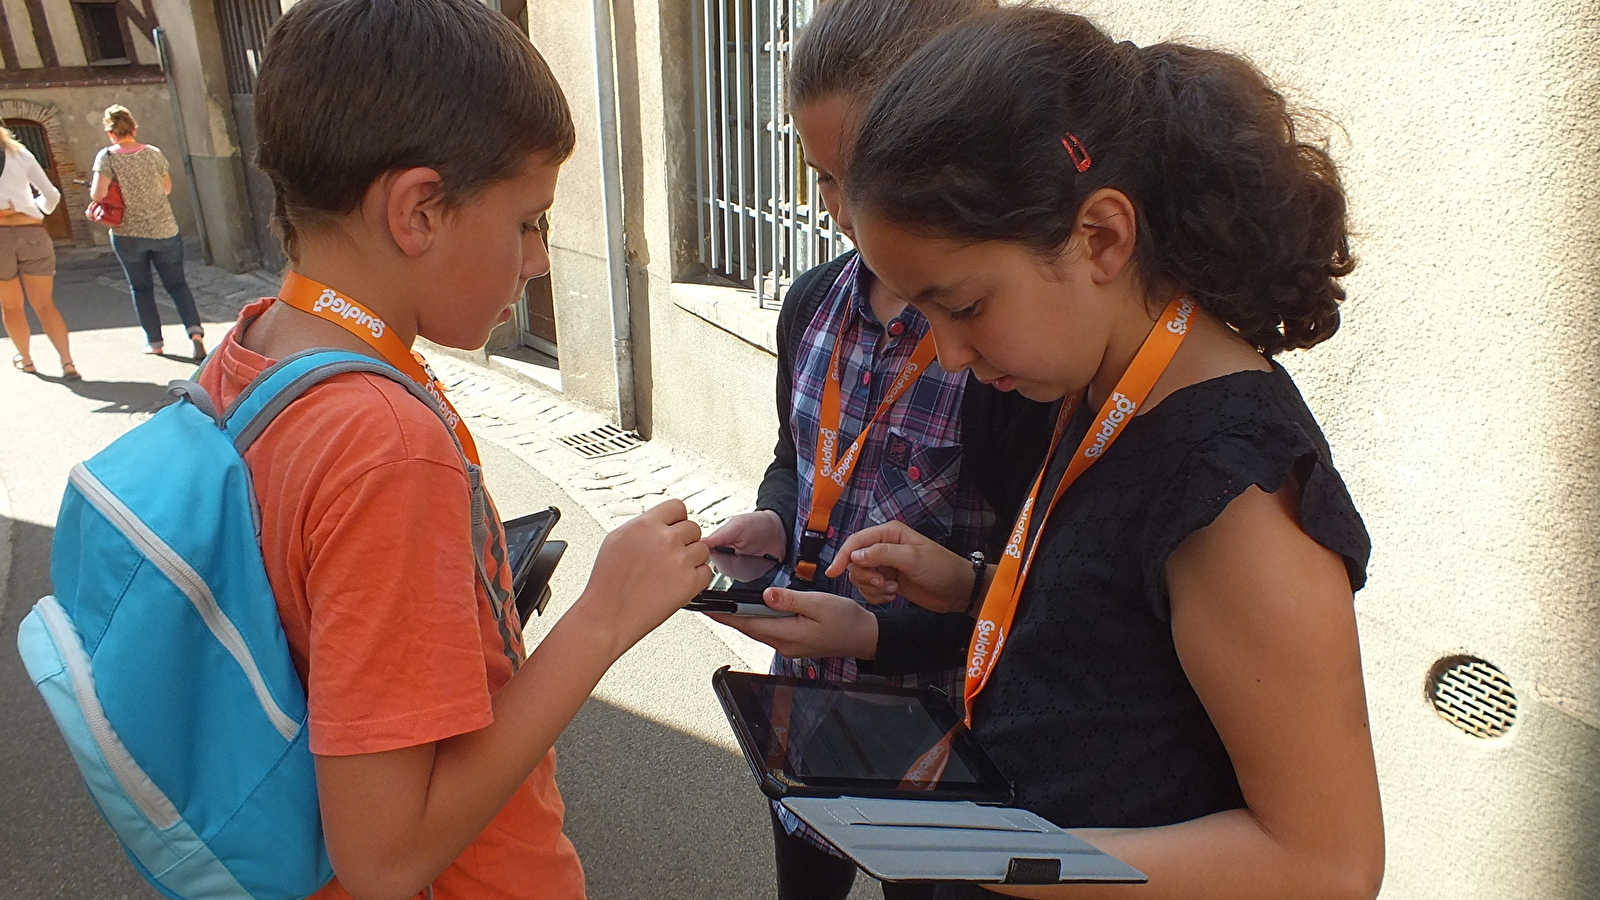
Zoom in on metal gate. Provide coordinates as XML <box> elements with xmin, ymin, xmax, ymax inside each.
<box><xmin>213</xmin><ymin>0</ymin><xmax>283</xmax><ymax>271</ymax></box>
<box><xmin>693</xmin><ymin>0</ymin><xmax>850</xmax><ymax>308</ymax></box>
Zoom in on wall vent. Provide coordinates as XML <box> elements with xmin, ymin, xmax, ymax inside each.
<box><xmin>1427</xmin><ymin>655</ymin><xmax>1517</xmax><ymax>739</ymax></box>
<box><xmin>556</xmin><ymin>425</ymin><xmax>643</xmax><ymax>459</ymax></box>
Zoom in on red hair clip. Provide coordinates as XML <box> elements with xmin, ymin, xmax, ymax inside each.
<box><xmin>1061</xmin><ymin>133</ymin><xmax>1092</xmax><ymax>173</ymax></box>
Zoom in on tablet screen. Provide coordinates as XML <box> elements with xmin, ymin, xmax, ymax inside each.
<box><xmin>714</xmin><ymin>670</ymin><xmax>1012</xmax><ymax>803</ymax></box>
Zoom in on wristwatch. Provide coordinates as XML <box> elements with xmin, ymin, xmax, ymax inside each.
<box><xmin>965</xmin><ymin>551</ymin><xmax>988</xmax><ymax>615</ymax></box>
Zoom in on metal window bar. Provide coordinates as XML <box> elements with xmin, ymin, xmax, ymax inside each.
<box><xmin>214</xmin><ymin>0</ymin><xmax>281</xmax><ymax>96</ymax></box>
<box><xmin>695</xmin><ymin>0</ymin><xmax>851</xmax><ymax>310</ymax></box>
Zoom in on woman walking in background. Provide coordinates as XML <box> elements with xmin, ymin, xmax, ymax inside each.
<box><xmin>91</xmin><ymin>105</ymin><xmax>206</xmax><ymax>360</ymax></box>
<box><xmin>0</xmin><ymin>124</ymin><xmax>76</xmax><ymax>378</ymax></box>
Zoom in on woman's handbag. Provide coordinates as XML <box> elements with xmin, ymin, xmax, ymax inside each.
<box><xmin>86</xmin><ymin>179</ymin><xmax>124</xmax><ymax>227</ymax></box>
<box><xmin>86</xmin><ymin>151</ymin><xmax>124</xmax><ymax>226</ymax></box>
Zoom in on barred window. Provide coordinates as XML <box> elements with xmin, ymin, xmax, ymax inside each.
<box><xmin>692</xmin><ymin>0</ymin><xmax>851</xmax><ymax>309</ymax></box>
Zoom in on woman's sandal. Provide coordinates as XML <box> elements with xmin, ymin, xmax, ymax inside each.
<box><xmin>61</xmin><ymin>361</ymin><xmax>81</xmax><ymax>381</ymax></box>
<box><xmin>11</xmin><ymin>353</ymin><xmax>36</xmax><ymax>374</ymax></box>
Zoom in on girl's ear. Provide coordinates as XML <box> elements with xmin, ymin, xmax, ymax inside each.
<box><xmin>1076</xmin><ymin>188</ymin><xmax>1138</xmax><ymax>285</ymax></box>
<box><xmin>374</xmin><ymin>167</ymin><xmax>447</xmax><ymax>258</ymax></box>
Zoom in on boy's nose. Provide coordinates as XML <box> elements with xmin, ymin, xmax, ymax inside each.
<box><xmin>524</xmin><ymin>239</ymin><xmax>551</xmax><ymax>281</ymax></box>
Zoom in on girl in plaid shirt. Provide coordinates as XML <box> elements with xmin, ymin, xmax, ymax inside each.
<box><xmin>702</xmin><ymin>1</ymin><xmax>1049</xmax><ymax>898</ymax></box>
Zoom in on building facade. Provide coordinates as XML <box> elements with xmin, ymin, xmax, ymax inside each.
<box><xmin>0</xmin><ymin>0</ymin><xmax>278</xmax><ymax>270</ymax></box>
<box><xmin>521</xmin><ymin>0</ymin><xmax>1600</xmax><ymax>897</ymax></box>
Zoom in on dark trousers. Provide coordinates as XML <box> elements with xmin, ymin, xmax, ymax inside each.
<box><xmin>110</xmin><ymin>233</ymin><xmax>202</xmax><ymax>345</ymax></box>
<box><xmin>771</xmin><ymin>809</ymin><xmax>935</xmax><ymax>900</ymax></box>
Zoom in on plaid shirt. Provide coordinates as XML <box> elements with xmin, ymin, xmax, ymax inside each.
<box><xmin>770</xmin><ymin>256</ymin><xmax>989</xmax><ymax>850</ymax></box>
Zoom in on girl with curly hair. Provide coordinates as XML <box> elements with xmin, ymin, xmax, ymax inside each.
<box><xmin>819</xmin><ymin>8</ymin><xmax>1384</xmax><ymax>897</ymax></box>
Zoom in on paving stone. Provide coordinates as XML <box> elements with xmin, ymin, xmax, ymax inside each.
<box><xmin>598</xmin><ymin>500</ymin><xmax>646</xmax><ymax>519</ymax></box>
<box><xmin>618</xmin><ymin>480</ymin><xmax>667</xmax><ymax>501</ymax></box>
<box><xmin>702</xmin><ymin>496</ymin><xmax>753</xmax><ymax>524</ymax></box>
<box><xmin>687</xmin><ymin>491</ymin><xmax>731</xmax><ymax>517</ymax></box>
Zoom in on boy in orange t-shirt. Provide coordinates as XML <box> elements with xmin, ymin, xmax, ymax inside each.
<box><xmin>195</xmin><ymin>2</ymin><xmax>713</xmax><ymax>898</ymax></box>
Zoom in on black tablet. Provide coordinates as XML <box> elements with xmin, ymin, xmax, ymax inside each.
<box><xmin>504</xmin><ymin>508</ymin><xmax>560</xmax><ymax>579</ymax></box>
<box><xmin>712</xmin><ymin>667</ymin><xmax>1013</xmax><ymax>805</ymax></box>
<box><xmin>504</xmin><ymin>508</ymin><xmax>563</xmax><ymax>621</ymax></box>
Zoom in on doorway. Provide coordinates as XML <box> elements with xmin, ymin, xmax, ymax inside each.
<box><xmin>6</xmin><ymin>120</ymin><xmax>72</xmax><ymax>242</ymax></box>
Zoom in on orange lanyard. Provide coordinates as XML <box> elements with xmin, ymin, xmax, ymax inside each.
<box><xmin>963</xmin><ymin>297</ymin><xmax>1195</xmax><ymax>724</ymax></box>
<box><xmin>277</xmin><ymin>272</ymin><xmax>480</xmax><ymax>466</ymax></box>
<box><xmin>795</xmin><ymin>330</ymin><xmax>939</xmax><ymax>581</ymax></box>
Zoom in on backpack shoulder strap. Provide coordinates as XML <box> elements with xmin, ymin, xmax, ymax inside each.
<box><xmin>222</xmin><ymin>349</ymin><xmax>441</xmax><ymax>454</ymax></box>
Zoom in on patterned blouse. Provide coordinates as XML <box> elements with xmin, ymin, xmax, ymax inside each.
<box><xmin>94</xmin><ymin>145</ymin><xmax>179</xmax><ymax>240</ymax></box>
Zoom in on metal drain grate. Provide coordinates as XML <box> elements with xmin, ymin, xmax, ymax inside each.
<box><xmin>556</xmin><ymin>425</ymin><xmax>643</xmax><ymax>459</ymax></box>
<box><xmin>1427</xmin><ymin>655</ymin><xmax>1517</xmax><ymax>739</ymax></box>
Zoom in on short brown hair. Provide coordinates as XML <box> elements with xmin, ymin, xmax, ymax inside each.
<box><xmin>787</xmin><ymin>0</ymin><xmax>996</xmax><ymax>108</ymax></box>
<box><xmin>254</xmin><ymin>0</ymin><xmax>576</xmax><ymax>260</ymax></box>
<box><xmin>103</xmin><ymin>105</ymin><xmax>137</xmax><ymax>137</ymax></box>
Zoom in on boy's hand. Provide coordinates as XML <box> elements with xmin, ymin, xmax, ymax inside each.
<box><xmin>706</xmin><ymin>587</ymin><xmax>877</xmax><ymax>660</ymax></box>
<box><xmin>702</xmin><ymin>509</ymin><xmax>787</xmax><ymax>563</ymax></box>
<box><xmin>827</xmin><ymin>521</ymin><xmax>973</xmax><ymax>613</ymax></box>
<box><xmin>572</xmin><ymin>499</ymin><xmax>712</xmax><ymax>659</ymax></box>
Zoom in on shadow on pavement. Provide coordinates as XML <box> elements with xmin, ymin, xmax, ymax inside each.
<box><xmin>24</xmin><ymin>376</ymin><xmax>176</xmax><ymax>416</ymax></box>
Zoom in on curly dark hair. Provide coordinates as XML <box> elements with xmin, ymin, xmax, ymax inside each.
<box><xmin>845</xmin><ymin>7</ymin><xmax>1354</xmax><ymax>355</ymax></box>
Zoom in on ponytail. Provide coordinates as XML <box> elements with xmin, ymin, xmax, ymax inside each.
<box><xmin>847</xmin><ymin>8</ymin><xmax>1353</xmax><ymax>354</ymax></box>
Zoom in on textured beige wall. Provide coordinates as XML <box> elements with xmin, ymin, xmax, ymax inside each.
<box><xmin>1064</xmin><ymin>1</ymin><xmax>1600</xmax><ymax>896</ymax></box>
<box><xmin>529</xmin><ymin>6</ymin><xmax>623</xmax><ymax>419</ymax></box>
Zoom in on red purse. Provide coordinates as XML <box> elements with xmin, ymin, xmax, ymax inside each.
<box><xmin>86</xmin><ymin>178</ymin><xmax>124</xmax><ymax>227</ymax></box>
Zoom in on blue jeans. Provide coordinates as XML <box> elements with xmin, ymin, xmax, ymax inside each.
<box><xmin>110</xmin><ymin>233</ymin><xmax>202</xmax><ymax>346</ymax></box>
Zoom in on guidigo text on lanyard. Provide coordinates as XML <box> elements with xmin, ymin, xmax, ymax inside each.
<box><xmin>963</xmin><ymin>296</ymin><xmax>1196</xmax><ymax>726</ymax></box>
<box><xmin>794</xmin><ymin>331</ymin><xmax>939</xmax><ymax>582</ymax></box>
<box><xmin>276</xmin><ymin>272</ymin><xmax>481</xmax><ymax>466</ymax></box>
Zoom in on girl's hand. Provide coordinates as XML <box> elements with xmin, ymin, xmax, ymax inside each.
<box><xmin>706</xmin><ymin>587</ymin><xmax>878</xmax><ymax>660</ymax></box>
<box><xmin>571</xmin><ymin>499</ymin><xmax>713</xmax><ymax>659</ymax></box>
<box><xmin>826</xmin><ymin>521</ymin><xmax>974</xmax><ymax>613</ymax></box>
<box><xmin>702</xmin><ymin>510</ymin><xmax>787</xmax><ymax>563</ymax></box>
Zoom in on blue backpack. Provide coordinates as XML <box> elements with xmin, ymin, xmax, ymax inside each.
<box><xmin>15</xmin><ymin>349</ymin><xmax>459</xmax><ymax>900</ymax></box>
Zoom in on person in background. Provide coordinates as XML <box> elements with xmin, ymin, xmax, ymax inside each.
<box><xmin>0</xmin><ymin>124</ymin><xmax>74</xmax><ymax>378</ymax></box>
<box><xmin>91</xmin><ymin>104</ymin><xmax>207</xmax><ymax>360</ymax></box>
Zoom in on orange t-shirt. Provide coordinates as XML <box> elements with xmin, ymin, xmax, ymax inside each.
<box><xmin>198</xmin><ymin>299</ymin><xmax>585</xmax><ymax>900</ymax></box>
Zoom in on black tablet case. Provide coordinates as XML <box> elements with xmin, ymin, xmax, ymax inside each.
<box><xmin>714</xmin><ymin>668</ymin><xmax>1147</xmax><ymax>885</ymax></box>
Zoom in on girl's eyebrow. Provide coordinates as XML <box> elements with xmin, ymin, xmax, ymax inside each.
<box><xmin>911</xmin><ymin>276</ymin><xmax>974</xmax><ymax>306</ymax></box>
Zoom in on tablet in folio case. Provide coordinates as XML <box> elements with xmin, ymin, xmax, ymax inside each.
<box><xmin>711</xmin><ymin>668</ymin><xmax>1146</xmax><ymax>886</ymax></box>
